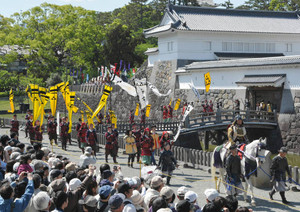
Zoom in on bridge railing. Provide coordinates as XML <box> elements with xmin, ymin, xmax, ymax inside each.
<box><xmin>187</xmin><ymin>109</ymin><xmax>277</xmax><ymax>128</ymax></box>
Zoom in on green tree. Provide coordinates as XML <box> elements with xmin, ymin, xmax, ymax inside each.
<box><xmin>269</xmin><ymin>0</ymin><xmax>300</xmax><ymax>11</ymax></box>
<box><xmin>239</xmin><ymin>0</ymin><xmax>272</xmax><ymax>10</ymax></box>
<box><xmin>221</xmin><ymin>1</ymin><xmax>234</xmax><ymax>8</ymax></box>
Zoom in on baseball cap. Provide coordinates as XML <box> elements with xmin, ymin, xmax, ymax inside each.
<box><xmin>177</xmin><ymin>186</ymin><xmax>189</xmax><ymax>196</ymax></box>
<box><xmin>204</xmin><ymin>188</ymin><xmax>219</xmax><ymax>202</ymax></box>
<box><xmin>108</xmin><ymin>194</ymin><xmax>124</xmax><ymax>210</ymax></box>
<box><xmin>99</xmin><ymin>185</ymin><xmax>112</xmax><ymax>199</ymax></box>
<box><xmin>184</xmin><ymin>191</ymin><xmax>198</xmax><ymax>203</ymax></box>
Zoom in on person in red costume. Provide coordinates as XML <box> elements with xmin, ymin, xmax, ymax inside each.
<box><xmin>78</xmin><ymin>122</ymin><xmax>88</xmax><ymax>153</ymax></box>
<box><xmin>10</xmin><ymin>114</ymin><xmax>19</xmax><ymax>136</ymax></box>
<box><xmin>159</xmin><ymin>131</ymin><xmax>172</xmax><ymax>152</ymax></box>
<box><xmin>34</xmin><ymin>120</ymin><xmax>43</xmax><ymax>144</ymax></box>
<box><xmin>167</xmin><ymin>105</ymin><xmax>173</xmax><ymax>122</ymax></box>
<box><xmin>47</xmin><ymin>115</ymin><xmax>57</xmax><ymax>145</ymax></box>
<box><xmin>60</xmin><ymin>117</ymin><xmax>69</xmax><ymax>151</ymax></box>
<box><xmin>132</xmin><ymin>124</ymin><xmax>142</xmax><ymax>163</ymax></box>
<box><xmin>129</xmin><ymin>110</ymin><xmax>135</xmax><ymax>124</ymax></box>
<box><xmin>141</xmin><ymin>128</ymin><xmax>154</xmax><ymax>165</ymax></box>
<box><xmin>86</xmin><ymin>123</ymin><xmax>98</xmax><ymax>156</ymax></box>
<box><xmin>105</xmin><ymin>126</ymin><xmax>118</xmax><ymax>163</ymax></box>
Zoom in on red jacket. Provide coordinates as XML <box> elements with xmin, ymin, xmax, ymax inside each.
<box><xmin>79</xmin><ymin>127</ymin><xmax>88</xmax><ymax>143</ymax></box>
<box><xmin>132</xmin><ymin>130</ymin><xmax>141</xmax><ymax>148</ymax></box>
<box><xmin>163</xmin><ymin>109</ymin><xmax>168</xmax><ymax>119</ymax></box>
<box><xmin>167</xmin><ymin>106</ymin><xmax>173</xmax><ymax>118</ymax></box>
<box><xmin>60</xmin><ymin>123</ymin><xmax>69</xmax><ymax>137</ymax></box>
<box><xmin>11</xmin><ymin>119</ymin><xmax>19</xmax><ymax>132</ymax></box>
<box><xmin>47</xmin><ymin>121</ymin><xmax>57</xmax><ymax>134</ymax></box>
<box><xmin>141</xmin><ymin>135</ymin><xmax>154</xmax><ymax>156</ymax></box>
<box><xmin>105</xmin><ymin>132</ymin><xmax>117</xmax><ymax>150</ymax></box>
<box><xmin>86</xmin><ymin>129</ymin><xmax>98</xmax><ymax>145</ymax></box>
<box><xmin>34</xmin><ymin>126</ymin><xmax>43</xmax><ymax>141</ymax></box>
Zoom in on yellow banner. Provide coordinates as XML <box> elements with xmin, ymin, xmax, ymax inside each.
<box><xmin>169</xmin><ymin>98</ymin><xmax>172</xmax><ymax>106</ymax></box>
<box><xmin>81</xmin><ymin>110</ymin><xmax>85</xmax><ymax>123</ymax></box>
<box><xmin>86</xmin><ymin>110</ymin><xmax>94</xmax><ymax>128</ymax></box>
<box><xmin>110</xmin><ymin>110</ymin><xmax>117</xmax><ymax>128</ymax></box>
<box><xmin>174</xmin><ymin>98</ymin><xmax>181</xmax><ymax>111</ymax></box>
<box><xmin>8</xmin><ymin>89</ymin><xmax>14</xmax><ymax>113</ymax></box>
<box><xmin>67</xmin><ymin>91</ymin><xmax>78</xmax><ymax>133</ymax></box>
<box><xmin>135</xmin><ymin>103</ymin><xmax>139</xmax><ymax>116</ymax></box>
<box><xmin>30</xmin><ymin>84</ymin><xmax>40</xmax><ymax>126</ymax></box>
<box><xmin>77</xmin><ymin>97</ymin><xmax>101</xmax><ymax>123</ymax></box>
<box><xmin>92</xmin><ymin>85</ymin><xmax>113</xmax><ymax>118</ymax></box>
<box><xmin>37</xmin><ymin>87</ymin><xmax>49</xmax><ymax>130</ymax></box>
<box><xmin>49</xmin><ymin>85</ymin><xmax>58</xmax><ymax>116</ymax></box>
<box><xmin>25</xmin><ymin>85</ymin><xmax>33</xmax><ymax>102</ymax></box>
<box><xmin>145</xmin><ymin>104</ymin><xmax>151</xmax><ymax>117</ymax></box>
<box><xmin>204</xmin><ymin>72</ymin><xmax>211</xmax><ymax>93</ymax></box>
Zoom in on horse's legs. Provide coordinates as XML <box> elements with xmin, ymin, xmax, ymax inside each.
<box><xmin>248</xmin><ymin>177</ymin><xmax>256</xmax><ymax>205</ymax></box>
<box><xmin>243</xmin><ymin>178</ymin><xmax>249</xmax><ymax>202</ymax></box>
<box><xmin>219</xmin><ymin>168</ymin><xmax>226</xmax><ymax>193</ymax></box>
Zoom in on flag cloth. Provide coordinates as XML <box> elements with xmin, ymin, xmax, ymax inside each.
<box><xmin>49</xmin><ymin>85</ymin><xmax>58</xmax><ymax>116</ymax></box>
<box><xmin>135</xmin><ymin>103</ymin><xmax>139</xmax><ymax>116</ymax></box>
<box><xmin>80</xmin><ymin>110</ymin><xmax>85</xmax><ymax>123</ymax></box>
<box><xmin>92</xmin><ymin>85</ymin><xmax>113</xmax><ymax>118</ymax></box>
<box><xmin>67</xmin><ymin>91</ymin><xmax>77</xmax><ymax>133</ymax></box>
<box><xmin>204</xmin><ymin>72</ymin><xmax>211</xmax><ymax>93</ymax></box>
<box><xmin>30</xmin><ymin>84</ymin><xmax>40</xmax><ymax>126</ymax></box>
<box><xmin>8</xmin><ymin>89</ymin><xmax>14</xmax><ymax>113</ymax></box>
<box><xmin>25</xmin><ymin>85</ymin><xmax>33</xmax><ymax>102</ymax></box>
<box><xmin>86</xmin><ymin>110</ymin><xmax>94</xmax><ymax>127</ymax></box>
<box><xmin>112</xmin><ymin>75</ymin><xmax>137</xmax><ymax>97</ymax></box>
<box><xmin>135</xmin><ymin>78</ymin><xmax>148</xmax><ymax>109</ymax></box>
<box><xmin>174</xmin><ymin>99</ymin><xmax>181</xmax><ymax>111</ymax></box>
<box><xmin>189</xmin><ymin>82</ymin><xmax>201</xmax><ymax>101</ymax></box>
<box><xmin>37</xmin><ymin>87</ymin><xmax>49</xmax><ymax>130</ymax></box>
<box><xmin>77</xmin><ymin>97</ymin><xmax>101</xmax><ymax>123</ymax></box>
<box><xmin>173</xmin><ymin>125</ymin><xmax>181</xmax><ymax>143</ymax></box>
<box><xmin>147</xmin><ymin>82</ymin><xmax>171</xmax><ymax>97</ymax></box>
<box><xmin>145</xmin><ymin>105</ymin><xmax>151</xmax><ymax>117</ymax></box>
<box><xmin>110</xmin><ymin>110</ymin><xmax>117</xmax><ymax>128</ymax></box>
<box><xmin>182</xmin><ymin>104</ymin><xmax>194</xmax><ymax>122</ymax></box>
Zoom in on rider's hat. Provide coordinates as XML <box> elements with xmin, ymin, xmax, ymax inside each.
<box><xmin>229</xmin><ymin>144</ymin><xmax>237</xmax><ymax>150</ymax></box>
<box><xmin>279</xmin><ymin>146</ymin><xmax>288</xmax><ymax>153</ymax></box>
<box><xmin>235</xmin><ymin>115</ymin><xmax>242</xmax><ymax>121</ymax></box>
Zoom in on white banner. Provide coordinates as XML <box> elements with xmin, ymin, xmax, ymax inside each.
<box><xmin>147</xmin><ymin>82</ymin><xmax>171</xmax><ymax>97</ymax></box>
<box><xmin>135</xmin><ymin>78</ymin><xmax>148</xmax><ymax>109</ymax></box>
<box><xmin>173</xmin><ymin>124</ymin><xmax>181</xmax><ymax>143</ymax></box>
<box><xmin>189</xmin><ymin>82</ymin><xmax>201</xmax><ymax>101</ymax></box>
<box><xmin>113</xmin><ymin>75</ymin><xmax>137</xmax><ymax>97</ymax></box>
<box><xmin>182</xmin><ymin>104</ymin><xmax>194</xmax><ymax>122</ymax></box>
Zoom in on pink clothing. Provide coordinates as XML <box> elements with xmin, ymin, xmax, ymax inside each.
<box><xmin>17</xmin><ymin>164</ymin><xmax>33</xmax><ymax>175</ymax></box>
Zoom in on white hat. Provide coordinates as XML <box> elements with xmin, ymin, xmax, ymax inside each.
<box><xmin>33</xmin><ymin>191</ymin><xmax>50</xmax><ymax>210</ymax></box>
<box><xmin>177</xmin><ymin>186</ymin><xmax>189</xmax><ymax>196</ymax></box>
<box><xmin>150</xmin><ymin>176</ymin><xmax>164</xmax><ymax>188</ymax></box>
<box><xmin>131</xmin><ymin>190</ymin><xmax>144</xmax><ymax>205</ymax></box>
<box><xmin>4</xmin><ymin>146</ymin><xmax>12</xmax><ymax>152</ymax></box>
<box><xmin>160</xmin><ymin>186</ymin><xmax>175</xmax><ymax>199</ymax></box>
<box><xmin>13</xmin><ymin>162</ymin><xmax>20</xmax><ymax>172</ymax></box>
<box><xmin>41</xmin><ymin>147</ymin><xmax>50</xmax><ymax>156</ymax></box>
<box><xmin>157</xmin><ymin>208</ymin><xmax>172</xmax><ymax>212</ymax></box>
<box><xmin>85</xmin><ymin>146</ymin><xmax>93</xmax><ymax>154</ymax></box>
<box><xmin>204</xmin><ymin>189</ymin><xmax>219</xmax><ymax>202</ymax></box>
<box><xmin>184</xmin><ymin>191</ymin><xmax>198</xmax><ymax>203</ymax></box>
<box><xmin>10</xmin><ymin>152</ymin><xmax>21</xmax><ymax>160</ymax></box>
<box><xmin>69</xmin><ymin>178</ymin><xmax>82</xmax><ymax>191</ymax></box>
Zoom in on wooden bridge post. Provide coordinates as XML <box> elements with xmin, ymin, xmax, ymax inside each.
<box><xmin>204</xmin><ymin>131</ymin><xmax>209</xmax><ymax>150</ymax></box>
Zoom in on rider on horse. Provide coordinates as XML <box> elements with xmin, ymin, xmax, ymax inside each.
<box><xmin>227</xmin><ymin>115</ymin><xmax>248</xmax><ymax>147</ymax></box>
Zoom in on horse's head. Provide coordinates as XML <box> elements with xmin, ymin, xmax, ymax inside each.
<box><xmin>257</xmin><ymin>137</ymin><xmax>268</xmax><ymax>163</ymax></box>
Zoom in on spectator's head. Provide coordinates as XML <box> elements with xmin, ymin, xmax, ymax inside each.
<box><xmin>10</xmin><ymin>152</ymin><xmax>21</xmax><ymax>161</ymax></box>
<box><xmin>33</xmin><ymin>191</ymin><xmax>51</xmax><ymax>211</ymax></box>
<box><xmin>4</xmin><ymin>146</ymin><xmax>12</xmax><ymax>155</ymax></box>
<box><xmin>6</xmin><ymin>160</ymin><xmax>16</xmax><ymax>173</ymax></box>
<box><xmin>69</xmin><ymin>178</ymin><xmax>81</xmax><ymax>191</ymax></box>
<box><xmin>236</xmin><ymin>207</ymin><xmax>253</xmax><ymax>212</ymax></box>
<box><xmin>1</xmin><ymin>135</ymin><xmax>10</xmax><ymax>146</ymax></box>
<box><xmin>118</xmin><ymin>182</ymin><xmax>133</xmax><ymax>198</ymax></box>
<box><xmin>202</xmin><ymin>203</ymin><xmax>219</xmax><ymax>212</ymax></box>
<box><xmin>14</xmin><ymin>181</ymin><xmax>27</xmax><ymax>198</ymax></box>
<box><xmin>65</xmin><ymin>162</ymin><xmax>77</xmax><ymax>173</ymax></box>
<box><xmin>10</xmin><ymin>132</ymin><xmax>17</xmax><ymax>140</ymax></box>
<box><xmin>89</xmin><ymin>123</ymin><xmax>94</xmax><ymax>130</ymax></box>
<box><xmin>20</xmin><ymin>154</ymin><xmax>31</xmax><ymax>165</ymax></box>
<box><xmin>0</xmin><ymin>183</ymin><xmax>13</xmax><ymax>199</ymax></box>
<box><xmin>150</xmin><ymin>176</ymin><xmax>164</xmax><ymax>191</ymax></box>
<box><xmin>102</xmin><ymin>170</ymin><xmax>114</xmax><ymax>182</ymax></box>
<box><xmin>53</xmin><ymin>191</ymin><xmax>68</xmax><ymax>210</ymax></box>
<box><xmin>99</xmin><ymin>185</ymin><xmax>112</xmax><ymax>200</ymax></box>
<box><xmin>32</xmin><ymin>174</ymin><xmax>41</xmax><ymax>189</ymax></box>
<box><xmin>84</xmin><ymin>146</ymin><xmax>93</xmax><ymax>156</ymax></box>
<box><xmin>33</xmin><ymin>143</ymin><xmax>41</xmax><ymax>152</ymax></box>
<box><xmin>80</xmin><ymin>195</ymin><xmax>98</xmax><ymax>212</ymax></box>
<box><xmin>35</xmin><ymin>150</ymin><xmax>45</xmax><ymax>160</ymax></box>
<box><xmin>54</xmin><ymin>161</ymin><xmax>64</xmax><ymax>171</ymax></box>
<box><xmin>65</xmin><ymin>171</ymin><xmax>77</xmax><ymax>184</ymax></box>
<box><xmin>41</xmin><ymin>147</ymin><xmax>50</xmax><ymax>157</ymax></box>
<box><xmin>50</xmin><ymin>169</ymin><xmax>63</xmax><ymax>181</ymax></box>
<box><xmin>100</xmin><ymin>163</ymin><xmax>110</xmax><ymax>175</ymax></box>
<box><xmin>109</xmin><ymin>194</ymin><xmax>124</xmax><ymax>212</ymax></box>
<box><xmin>177</xmin><ymin>187</ymin><xmax>189</xmax><ymax>201</ymax></box>
<box><xmin>49</xmin><ymin>179</ymin><xmax>67</xmax><ymax>196</ymax></box>
<box><xmin>34</xmin><ymin>160</ymin><xmax>45</xmax><ymax>171</ymax></box>
<box><xmin>212</xmin><ymin>196</ymin><xmax>227</xmax><ymax>211</ymax></box>
<box><xmin>152</xmin><ymin>197</ymin><xmax>168</xmax><ymax>212</ymax></box>
<box><xmin>131</xmin><ymin>190</ymin><xmax>144</xmax><ymax>206</ymax></box>
<box><xmin>126</xmin><ymin>130</ymin><xmax>132</xmax><ymax>136</ymax></box>
<box><xmin>86</xmin><ymin>180</ymin><xmax>98</xmax><ymax>196</ymax></box>
<box><xmin>184</xmin><ymin>191</ymin><xmax>198</xmax><ymax>204</ymax></box>
<box><xmin>176</xmin><ymin>200</ymin><xmax>193</xmax><ymax>212</ymax></box>
<box><xmin>132</xmin><ymin>176</ymin><xmax>142</xmax><ymax>190</ymax></box>
<box><xmin>160</xmin><ymin>186</ymin><xmax>175</xmax><ymax>203</ymax></box>
<box><xmin>204</xmin><ymin>188</ymin><xmax>219</xmax><ymax>203</ymax></box>
<box><xmin>16</xmin><ymin>143</ymin><xmax>25</xmax><ymax>152</ymax></box>
<box><xmin>225</xmin><ymin>195</ymin><xmax>238</xmax><ymax>212</ymax></box>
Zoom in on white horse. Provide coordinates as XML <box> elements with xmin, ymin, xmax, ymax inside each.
<box><xmin>211</xmin><ymin>138</ymin><xmax>270</xmax><ymax>205</ymax></box>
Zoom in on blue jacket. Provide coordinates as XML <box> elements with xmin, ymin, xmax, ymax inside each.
<box><xmin>0</xmin><ymin>180</ymin><xmax>34</xmax><ymax>212</ymax></box>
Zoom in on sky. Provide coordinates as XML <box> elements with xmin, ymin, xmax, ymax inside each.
<box><xmin>0</xmin><ymin>0</ymin><xmax>246</xmax><ymax>17</ymax></box>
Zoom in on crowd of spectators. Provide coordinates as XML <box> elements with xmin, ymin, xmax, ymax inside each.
<box><xmin>0</xmin><ymin>133</ymin><xmax>253</xmax><ymax>212</ymax></box>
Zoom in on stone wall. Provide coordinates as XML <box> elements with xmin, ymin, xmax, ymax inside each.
<box><xmin>278</xmin><ymin>90</ymin><xmax>300</xmax><ymax>153</ymax></box>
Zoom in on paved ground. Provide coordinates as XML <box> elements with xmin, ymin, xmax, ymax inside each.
<box><xmin>1</xmin><ymin>127</ymin><xmax>300</xmax><ymax>212</ymax></box>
